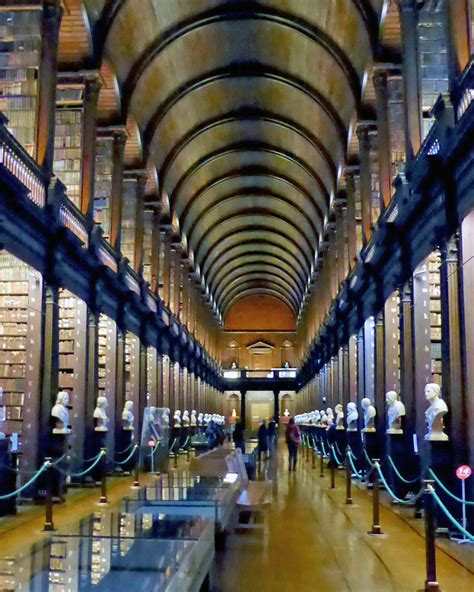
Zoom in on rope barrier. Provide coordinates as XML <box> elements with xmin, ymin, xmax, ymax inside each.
<box><xmin>387</xmin><ymin>455</ymin><xmax>422</xmax><ymax>485</ymax></box>
<box><xmin>0</xmin><ymin>462</ymin><xmax>49</xmax><ymax>500</ymax></box>
<box><xmin>375</xmin><ymin>464</ymin><xmax>424</xmax><ymax>506</ymax></box>
<box><xmin>52</xmin><ymin>453</ymin><xmax>68</xmax><ymax>466</ymax></box>
<box><xmin>114</xmin><ymin>441</ymin><xmax>135</xmax><ymax>457</ymax></box>
<box><xmin>363</xmin><ymin>448</ymin><xmax>375</xmax><ymax>467</ymax></box>
<box><xmin>348</xmin><ymin>451</ymin><xmax>365</xmax><ymax>481</ymax></box>
<box><xmin>432</xmin><ymin>489</ymin><xmax>474</xmax><ymax>542</ymax></box>
<box><xmin>330</xmin><ymin>444</ymin><xmax>344</xmax><ymax>467</ymax></box>
<box><xmin>57</xmin><ymin>450</ymin><xmax>105</xmax><ymax>478</ymax></box>
<box><xmin>334</xmin><ymin>442</ymin><xmax>344</xmax><ymax>457</ymax></box>
<box><xmin>114</xmin><ymin>445</ymin><xmax>138</xmax><ymax>466</ymax></box>
<box><xmin>427</xmin><ymin>468</ymin><xmax>474</xmax><ymax>505</ymax></box>
<box><xmin>349</xmin><ymin>446</ymin><xmax>365</xmax><ymax>462</ymax></box>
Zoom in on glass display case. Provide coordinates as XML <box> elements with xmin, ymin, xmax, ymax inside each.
<box><xmin>123</xmin><ymin>472</ymin><xmax>241</xmax><ymax>533</ymax></box>
<box><xmin>0</xmin><ymin>511</ymin><xmax>214</xmax><ymax>592</ymax></box>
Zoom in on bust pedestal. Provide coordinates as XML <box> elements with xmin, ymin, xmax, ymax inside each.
<box><xmin>386</xmin><ymin>432</ymin><xmax>414</xmax><ymax>500</ymax></box>
<box><xmin>0</xmin><ymin>439</ymin><xmax>16</xmax><ymax>516</ymax></box>
<box><xmin>334</xmin><ymin>426</ymin><xmax>346</xmax><ymax>462</ymax></box>
<box><xmin>427</xmin><ymin>440</ymin><xmax>454</xmax><ymax>532</ymax></box>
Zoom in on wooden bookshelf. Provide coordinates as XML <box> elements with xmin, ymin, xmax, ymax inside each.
<box><xmin>53</xmin><ymin>87</ymin><xmax>84</xmax><ymax>209</ymax></box>
<box><xmin>0</xmin><ymin>253</ymin><xmax>42</xmax><ymax>466</ymax></box>
<box><xmin>143</xmin><ymin>209</ymin><xmax>153</xmax><ymax>284</ymax></box>
<box><xmin>98</xmin><ymin>314</ymin><xmax>117</xmax><ymax>402</ymax></box>
<box><xmin>0</xmin><ymin>8</ymin><xmax>41</xmax><ymax>157</ymax></box>
<box><xmin>94</xmin><ymin>138</ymin><xmax>113</xmax><ymax>239</ymax></box>
<box><xmin>125</xmin><ymin>333</ymin><xmax>140</xmax><ymax>428</ymax></box>
<box><xmin>428</xmin><ymin>251</ymin><xmax>442</xmax><ymax>385</ymax></box>
<box><xmin>121</xmin><ymin>179</ymin><xmax>137</xmax><ymax>264</ymax></box>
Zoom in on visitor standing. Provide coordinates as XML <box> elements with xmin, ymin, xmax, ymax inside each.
<box><xmin>257</xmin><ymin>420</ymin><xmax>269</xmax><ymax>463</ymax></box>
<box><xmin>285</xmin><ymin>417</ymin><xmax>301</xmax><ymax>471</ymax></box>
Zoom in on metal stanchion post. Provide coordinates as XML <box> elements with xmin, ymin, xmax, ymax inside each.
<box><xmin>312</xmin><ymin>445</ymin><xmax>316</xmax><ymax>469</ymax></box>
<box><xmin>345</xmin><ymin>449</ymin><xmax>353</xmax><ymax>505</ymax></box>
<box><xmin>368</xmin><ymin>460</ymin><xmax>383</xmax><ymax>535</ymax></box>
<box><xmin>330</xmin><ymin>448</ymin><xmax>335</xmax><ymax>489</ymax></box>
<box><xmin>320</xmin><ymin>448</ymin><xmax>324</xmax><ymax>478</ymax></box>
<box><xmin>423</xmin><ymin>481</ymin><xmax>441</xmax><ymax>592</ymax></box>
<box><xmin>43</xmin><ymin>459</ymin><xmax>55</xmax><ymax>532</ymax></box>
<box><xmin>99</xmin><ymin>448</ymin><xmax>108</xmax><ymax>504</ymax></box>
<box><xmin>133</xmin><ymin>446</ymin><xmax>140</xmax><ymax>488</ymax></box>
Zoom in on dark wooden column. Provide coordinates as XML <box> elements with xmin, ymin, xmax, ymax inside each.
<box><xmin>133</xmin><ymin>172</ymin><xmax>147</xmax><ymax>274</ymax></box>
<box><xmin>273</xmin><ymin>389</ymin><xmax>280</xmax><ymax>423</ymax></box>
<box><xmin>373</xmin><ymin>66</ymin><xmax>397</xmax><ymax>209</ymax></box>
<box><xmin>139</xmin><ymin>342</ymin><xmax>148</xmax><ymax>435</ymax></box>
<box><xmin>460</xmin><ymin>212</ymin><xmax>474</xmax><ymax>470</ymax></box>
<box><xmin>357</xmin><ymin>123</ymin><xmax>375</xmax><ymax>246</ymax></box>
<box><xmin>356</xmin><ymin>329</ymin><xmax>365</xmax><ymax>408</ymax></box>
<box><xmin>36</xmin><ymin>0</ymin><xmax>62</xmax><ymax>176</ymax></box>
<box><xmin>374</xmin><ymin>311</ymin><xmax>386</xmax><ymax>430</ymax></box>
<box><xmin>156</xmin><ymin>355</ymin><xmax>163</xmax><ymax>406</ymax></box>
<box><xmin>399</xmin><ymin>281</ymin><xmax>416</xmax><ymax>434</ymax></box>
<box><xmin>440</xmin><ymin>237</ymin><xmax>465</xmax><ymax>461</ymax></box>
<box><xmin>384</xmin><ymin>292</ymin><xmax>401</xmax><ymax>393</ymax></box>
<box><xmin>345</xmin><ymin>167</ymin><xmax>359</xmax><ymax>269</ymax></box>
<box><xmin>445</xmin><ymin>0</ymin><xmax>470</xmax><ymax>86</ymax></box>
<box><xmin>39</xmin><ymin>284</ymin><xmax>59</xmax><ymax>454</ymax></box>
<box><xmin>85</xmin><ymin>310</ymin><xmax>99</xmax><ymax>456</ymax></box>
<box><xmin>342</xmin><ymin>344</ymin><xmax>350</xmax><ymax>408</ymax></box>
<box><xmin>115</xmin><ymin>328</ymin><xmax>126</xmax><ymax>445</ymax></box>
<box><xmin>240</xmin><ymin>390</ymin><xmax>247</xmax><ymax>429</ymax></box>
<box><xmin>80</xmin><ymin>75</ymin><xmax>101</xmax><ymax>224</ymax></box>
<box><xmin>397</xmin><ymin>0</ymin><xmax>423</xmax><ymax>161</ymax></box>
<box><xmin>161</xmin><ymin>228</ymin><xmax>171</xmax><ymax>308</ymax></box>
<box><xmin>151</xmin><ymin>208</ymin><xmax>161</xmax><ymax>294</ymax></box>
<box><xmin>412</xmin><ymin>261</ymin><xmax>432</xmax><ymax>439</ymax></box>
<box><xmin>109</xmin><ymin>130</ymin><xmax>127</xmax><ymax>252</ymax></box>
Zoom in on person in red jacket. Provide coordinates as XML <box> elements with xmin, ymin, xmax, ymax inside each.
<box><xmin>285</xmin><ymin>417</ymin><xmax>301</xmax><ymax>471</ymax></box>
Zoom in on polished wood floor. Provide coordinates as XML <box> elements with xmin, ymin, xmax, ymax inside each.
<box><xmin>1</xmin><ymin>449</ymin><xmax>473</xmax><ymax>591</ymax></box>
<box><xmin>212</xmin><ymin>445</ymin><xmax>474</xmax><ymax>592</ymax></box>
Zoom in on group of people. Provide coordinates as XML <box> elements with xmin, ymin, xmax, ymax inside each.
<box><xmin>256</xmin><ymin>419</ymin><xmax>278</xmax><ymax>462</ymax></box>
<box><xmin>204</xmin><ymin>419</ymin><xmax>226</xmax><ymax>449</ymax></box>
<box><xmin>258</xmin><ymin>417</ymin><xmax>302</xmax><ymax>471</ymax></box>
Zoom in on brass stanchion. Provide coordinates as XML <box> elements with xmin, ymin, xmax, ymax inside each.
<box><xmin>320</xmin><ymin>448</ymin><xmax>324</xmax><ymax>478</ymax></box>
<box><xmin>133</xmin><ymin>446</ymin><xmax>140</xmax><ymax>488</ymax></box>
<box><xmin>345</xmin><ymin>449</ymin><xmax>353</xmax><ymax>505</ymax></box>
<box><xmin>99</xmin><ymin>448</ymin><xmax>108</xmax><ymax>504</ymax></box>
<box><xmin>368</xmin><ymin>460</ymin><xmax>384</xmax><ymax>535</ymax></box>
<box><xmin>43</xmin><ymin>458</ymin><xmax>55</xmax><ymax>532</ymax></box>
<box><xmin>423</xmin><ymin>481</ymin><xmax>441</xmax><ymax>592</ymax></box>
<box><xmin>330</xmin><ymin>448</ymin><xmax>335</xmax><ymax>489</ymax></box>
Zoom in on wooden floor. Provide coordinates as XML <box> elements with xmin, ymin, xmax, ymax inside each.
<box><xmin>1</xmin><ymin>449</ymin><xmax>473</xmax><ymax>591</ymax></box>
<box><xmin>212</xmin><ymin>445</ymin><xmax>474</xmax><ymax>592</ymax></box>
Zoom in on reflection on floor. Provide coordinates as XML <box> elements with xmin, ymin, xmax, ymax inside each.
<box><xmin>212</xmin><ymin>444</ymin><xmax>474</xmax><ymax>592</ymax></box>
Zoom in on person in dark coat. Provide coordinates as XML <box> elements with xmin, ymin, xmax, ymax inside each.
<box><xmin>257</xmin><ymin>420</ymin><xmax>269</xmax><ymax>463</ymax></box>
<box><xmin>233</xmin><ymin>421</ymin><xmax>245</xmax><ymax>455</ymax></box>
<box><xmin>267</xmin><ymin>419</ymin><xmax>277</xmax><ymax>457</ymax></box>
<box><xmin>285</xmin><ymin>417</ymin><xmax>301</xmax><ymax>471</ymax></box>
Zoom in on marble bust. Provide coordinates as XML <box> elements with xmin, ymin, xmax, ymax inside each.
<box><xmin>335</xmin><ymin>404</ymin><xmax>345</xmax><ymax>430</ymax></box>
<box><xmin>173</xmin><ymin>410</ymin><xmax>182</xmax><ymax>428</ymax></box>
<box><xmin>386</xmin><ymin>391</ymin><xmax>406</xmax><ymax>434</ymax></box>
<box><xmin>325</xmin><ymin>407</ymin><xmax>334</xmax><ymax>429</ymax></box>
<box><xmin>313</xmin><ymin>410</ymin><xmax>321</xmax><ymax>426</ymax></box>
<box><xmin>346</xmin><ymin>402</ymin><xmax>358</xmax><ymax>432</ymax></box>
<box><xmin>424</xmin><ymin>383</ymin><xmax>449</xmax><ymax>441</ymax></box>
<box><xmin>283</xmin><ymin>408</ymin><xmax>290</xmax><ymax>417</ymax></box>
<box><xmin>361</xmin><ymin>398</ymin><xmax>376</xmax><ymax>432</ymax></box>
<box><xmin>121</xmin><ymin>400</ymin><xmax>134</xmax><ymax>431</ymax></box>
<box><xmin>182</xmin><ymin>410</ymin><xmax>190</xmax><ymax>427</ymax></box>
<box><xmin>191</xmin><ymin>410</ymin><xmax>197</xmax><ymax>427</ymax></box>
<box><xmin>163</xmin><ymin>408</ymin><xmax>170</xmax><ymax>428</ymax></box>
<box><xmin>94</xmin><ymin>396</ymin><xmax>109</xmax><ymax>432</ymax></box>
<box><xmin>51</xmin><ymin>391</ymin><xmax>71</xmax><ymax>434</ymax></box>
<box><xmin>198</xmin><ymin>412</ymin><xmax>204</xmax><ymax>427</ymax></box>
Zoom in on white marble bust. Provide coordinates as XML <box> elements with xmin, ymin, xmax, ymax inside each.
<box><xmin>325</xmin><ymin>407</ymin><xmax>334</xmax><ymax>429</ymax></box>
<box><xmin>163</xmin><ymin>407</ymin><xmax>170</xmax><ymax>428</ymax></box>
<box><xmin>335</xmin><ymin>404</ymin><xmax>345</xmax><ymax>430</ymax></box>
<box><xmin>313</xmin><ymin>410</ymin><xmax>321</xmax><ymax>426</ymax></box>
<box><xmin>320</xmin><ymin>410</ymin><xmax>327</xmax><ymax>426</ymax></box>
<box><xmin>361</xmin><ymin>398</ymin><xmax>376</xmax><ymax>432</ymax></box>
<box><xmin>424</xmin><ymin>383</ymin><xmax>449</xmax><ymax>441</ymax></box>
<box><xmin>191</xmin><ymin>410</ymin><xmax>197</xmax><ymax>427</ymax></box>
<box><xmin>346</xmin><ymin>402</ymin><xmax>358</xmax><ymax>432</ymax></box>
<box><xmin>173</xmin><ymin>409</ymin><xmax>182</xmax><ymax>428</ymax></box>
<box><xmin>198</xmin><ymin>412</ymin><xmax>204</xmax><ymax>426</ymax></box>
<box><xmin>51</xmin><ymin>391</ymin><xmax>71</xmax><ymax>434</ymax></box>
<box><xmin>386</xmin><ymin>391</ymin><xmax>406</xmax><ymax>434</ymax></box>
<box><xmin>121</xmin><ymin>400</ymin><xmax>134</xmax><ymax>431</ymax></box>
<box><xmin>283</xmin><ymin>408</ymin><xmax>290</xmax><ymax>417</ymax></box>
<box><xmin>182</xmin><ymin>410</ymin><xmax>190</xmax><ymax>427</ymax></box>
<box><xmin>94</xmin><ymin>396</ymin><xmax>109</xmax><ymax>432</ymax></box>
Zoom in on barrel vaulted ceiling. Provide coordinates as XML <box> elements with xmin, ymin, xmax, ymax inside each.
<box><xmin>82</xmin><ymin>0</ymin><xmax>388</xmax><ymax>321</ymax></box>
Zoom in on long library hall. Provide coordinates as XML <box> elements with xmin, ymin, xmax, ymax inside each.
<box><xmin>1</xmin><ymin>1</ymin><xmax>474</xmax><ymax>591</ymax></box>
